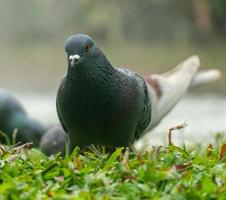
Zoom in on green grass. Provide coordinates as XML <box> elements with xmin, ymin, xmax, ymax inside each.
<box><xmin>0</xmin><ymin>133</ymin><xmax>225</xmax><ymax>200</ymax></box>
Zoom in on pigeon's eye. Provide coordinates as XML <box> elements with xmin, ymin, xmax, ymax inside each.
<box><xmin>85</xmin><ymin>44</ymin><xmax>91</xmax><ymax>52</ymax></box>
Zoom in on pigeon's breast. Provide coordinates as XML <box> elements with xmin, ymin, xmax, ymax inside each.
<box><xmin>58</xmin><ymin>75</ymin><xmax>144</xmax><ymax>147</ymax></box>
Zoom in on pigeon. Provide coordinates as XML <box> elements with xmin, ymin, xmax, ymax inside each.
<box><xmin>0</xmin><ymin>89</ymin><xmax>47</xmax><ymax>146</ymax></box>
<box><xmin>57</xmin><ymin>34</ymin><xmax>221</xmax><ymax>150</ymax></box>
<box><xmin>40</xmin><ymin>124</ymin><xmax>68</xmax><ymax>156</ymax></box>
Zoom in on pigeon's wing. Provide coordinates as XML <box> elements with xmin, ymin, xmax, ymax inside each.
<box><xmin>0</xmin><ymin>89</ymin><xmax>26</xmax><ymax>116</ymax></box>
<box><xmin>0</xmin><ymin>89</ymin><xmax>26</xmax><ymax>132</ymax></box>
<box><xmin>143</xmin><ymin>55</ymin><xmax>201</xmax><ymax>131</ymax></box>
<box><xmin>116</xmin><ymin>68</ymin><xmax>152</xmax><ymax>140</ymax></box>
<box><xmin>143</xmin><ymin>55</ymin><xmax>221</xmax><ymax>133</ymax></box>
<box><xmin>56</xmin><ymin>78</ymin><xmax>68</xmax><ymax>133</ymax></box>
<box><xmin>57</xmin><ymin>112</ymin><xmax>68</xmax><ymax>133</ymax></box>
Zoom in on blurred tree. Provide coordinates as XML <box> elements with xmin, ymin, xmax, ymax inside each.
<box><xmin>190</xmin><ymin>0</ymin><xmax>212</xmax><ymax>44</ymax></box>
<box><xmin>192</xmin><ymin>0</ymin><xmax>211</xmax><ymax>33</ymax></box>
<box><xmin>120</xmin><ymin>0</ymin><xmax>193</xmax><ymax>44</ymax></box>
<box><xmin>0</xmin><ymin>0</ymin><xmax>225</xmax><ymax>45</ymax></box>
<box><xmin>208</xmin><ymin>0</ymin><xmax>226</xmax><ymax>39</ymax></box>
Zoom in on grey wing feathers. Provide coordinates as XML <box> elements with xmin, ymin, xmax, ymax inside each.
<box><xmin>56</xmin><ymin>78</ymin><xmax>68</xmax><ymax>133</ymax></box>
<box><xmin>134</xmin><ymin>75</ymin><xmax>151</xmax><ymax>140</ymax></box>
<box><xmin>116</xmin><ymin>68</ymin><xmax>152</xmax><ymax>140</ymax></box>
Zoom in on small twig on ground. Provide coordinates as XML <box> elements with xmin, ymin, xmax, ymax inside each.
<box><xmin>168</xmin><ymin>122</ymin><xmax>188</xmax><ymax>146</ymax></box>
<box><xmin>12</xmin><ymin>142</ymin><xmax>33</xmax><ymax>153</ymax></box>
<box><xmin>0</xmin><ymin>145</ymin><xmax>6</xmax><ymax>156</ymax></box>
<box><xmin>9</xmin><ymin>141</ymin><xmax>22</xmax><ymax>150</ymax></box>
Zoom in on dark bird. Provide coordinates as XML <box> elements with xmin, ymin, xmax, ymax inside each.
<box><xmin>57</xmin><ymin>34</ymin><xmax>221</xmax><ymax>150</ymax></box>
<box><xmin>40</xmin><ymin>124</ymin><xmax>68</xmax><ymax>156</ymax></box>
<box><xmin>0</xmin><ymin>89</ymin><xmax>47</xmax><ymax>146</ymax></box>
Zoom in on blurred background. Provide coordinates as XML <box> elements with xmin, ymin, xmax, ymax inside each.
<box><xmin>0</xmin><ymin>0</ymin><xmax>225</xmax><ymax>146</ymax></box>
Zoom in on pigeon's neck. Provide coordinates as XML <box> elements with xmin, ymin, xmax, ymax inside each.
<box><xmin>66</xmin><ymin>53</ymin><xmax>119</xmax><ymax>87</ymax></box>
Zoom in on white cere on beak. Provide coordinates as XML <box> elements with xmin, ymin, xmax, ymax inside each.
<box><xmin>69</xmin><ymin>54</ymin><xmax>80</xmax><ymax>65</ymax></box>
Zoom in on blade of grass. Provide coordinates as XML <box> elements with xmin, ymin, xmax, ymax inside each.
<box><xmin>104</xmin><ymin>147</ymin><xmax>124</xmax><ymax>171</ymax></box>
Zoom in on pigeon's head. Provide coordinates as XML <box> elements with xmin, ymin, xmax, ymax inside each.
<box><xmin>65</xmin><ymin>34</ymin><xmax>101</xmax><ymax>68</ymax></box>
<box><xmin>40</xmin><ymin>125</ymin><xmax>68</xmax><ymax>156</ymax></box>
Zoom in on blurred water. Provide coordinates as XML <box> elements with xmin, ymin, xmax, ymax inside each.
<box><xmin>16</xmin><ymin>93</ymin><xmax>226</xmax><ymax>148</ymax></box>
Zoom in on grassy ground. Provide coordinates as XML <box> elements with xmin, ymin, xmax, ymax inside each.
<box><xmin>0</xmin><ymin>133</ymin><xmax>225</xmax><ymax>200</ymax></box>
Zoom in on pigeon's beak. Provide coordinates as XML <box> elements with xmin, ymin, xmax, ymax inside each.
<box><xmin>69</xmin><ymin>54</ymin><xmax>80</xmax><ymax>66</ymax></box>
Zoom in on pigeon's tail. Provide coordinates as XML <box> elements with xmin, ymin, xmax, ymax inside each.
<box><xmin>144</xmin><ymin>55</ymin><xmax>201</xmax><ymax>131</ymax></box>
<box><xmin>190</xmin><ymin>69</ymin><xmax>221</xmax><ymax>88</ymax></box>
